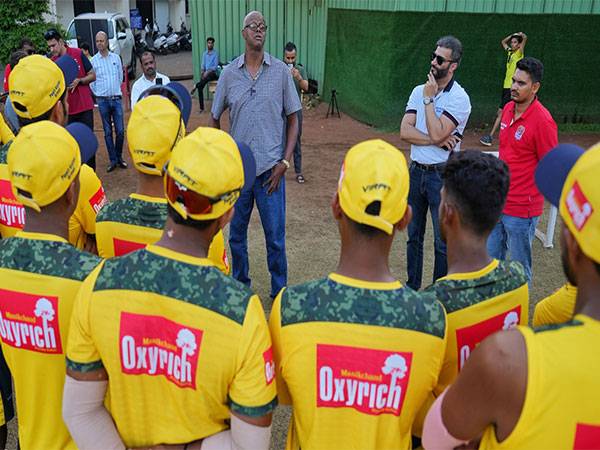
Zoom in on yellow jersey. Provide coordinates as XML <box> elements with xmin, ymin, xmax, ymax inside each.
<box><xmin>0</xmin><ymin>142</ymin><xmax>106</xmax><ymax>248</ymax></box>
<box><xmin>0</xmin><ymin>115</ymin><xmax>14</xmax><ymax>145</ymax></box>
<box><xmin>503</xmin><ymin>48</ymin><xmax>524</xmax><ymax>89</ymax></box>
<box><xmin>66</xmin><ymin>244</ymin><xmax>276</xmax><ymax>448</ymax></box>
<box><xmin>533</xmin><ymin>282</ymin><xmax>577</xmax><ymax>326</ymax></box>
<box><xmin>269</xmin><ymin>273</ymin><xmax>447</xmax><ymax>450</ymax></box>
<box><xmin>95</xmin><ymin>193</ymin><xmax>229</xmax><ymax>273</ymax></box>
<box><xmin>0</xmin><ymin>231</ymin><xmax>101</xmax><ymax>450</ymax></box>
<box><xmin>480</xmin><ymin>315</ymin><xmax>600</xmax><ymax>449</ymax></box>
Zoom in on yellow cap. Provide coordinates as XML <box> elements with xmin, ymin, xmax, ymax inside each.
<box><xmin>559</xmin><ymin>144</ymin><xmax>600</xmax><ymax>263</ymax></box>
<box><xmin>8</xmin><ymin>55</ymin><xmax>66</xmax><ymax>119</ymax></box>
<box><xmin>128</xmin><ymin>96</ymin><xmax>185</xmax><ymax>176</ymax></box>
<box><xmin>338</xmin><ymin>139</ymin><xmax>409</xmax><ymax>234</ymax></box>
<box><xmin>8</xmin><ymin>121</ymin><xmax>81</xmax><ymax>212</ymax></box>
<box><xmin>165</xmin><ymin>127</ymin><xmax>244</xmax><ymax>220</ymax></box>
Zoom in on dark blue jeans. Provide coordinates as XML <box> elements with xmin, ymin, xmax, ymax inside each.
<box><xmin>229</xmin><ymin>168</ymin><xmax>287</xmax><ymax>299</ymax></box>
<box><xmin>293</xmin><ymin>109</ymin><xmax>303</xmax><ymax>174</ymax></box>
<box><xmin>97</xmin><ymin>98</ymin><xmax>124</xmax><ymax>165</ymax></box>
<box><xmin>406</xmin><ymin>162</ymin><xmax>447</xmax><ymax>290</ymax></box>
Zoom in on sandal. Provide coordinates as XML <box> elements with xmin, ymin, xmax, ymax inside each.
<box><xmin>296</xmin><ymin>174</ymin><xmax>305</xmax><ymax>183</ymax></box>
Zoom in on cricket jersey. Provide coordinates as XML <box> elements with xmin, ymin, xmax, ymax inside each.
<box><xmin>0</xmin><ymin>142</ymin><xmax>106</xmax><ymax>248</ymax></box>
<box><xmin>533</xmin><ymin>283</ymin><xmax>577</xmax><ymax>326</ymax></box>
<box><xmin>0</xmin><ymin>231</ymin><xmax>102</xmax><ymax>450</ymax></box>
<box><xmin>95</xmin><ymin>193</ymin><xmax>229</xmax><ymax>274</ymax></box>
<box><xmin>269</xmin><ymin>273</ymin><xmax>447</xmax><ymax>450</ymax></box>
<box><xmin>480</xmin><ymin>315</ymin><xmax>600</xmax><ymax>449</ymax></box>
<box><xmin>66</xmin><ymin>245</ymin><xmax>276</xmax><ymax>448</ymax></box>
<box><xmin>503</xmin><ymin>48</ymin><xmax>523</xmax><ymax>89</ymax></box>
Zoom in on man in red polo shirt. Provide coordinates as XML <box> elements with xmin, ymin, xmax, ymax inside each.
<box><xmin>487</xmin><ymin>57</ymin><xmax>557</xmax><ymax>284</ymax></box>
<box><xmin>46</xmin><ymin>29</ymin><xmax>97</xmax><ymax>169</ymax></box>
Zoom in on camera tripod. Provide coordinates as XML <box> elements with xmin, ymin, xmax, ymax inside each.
<box><xmin>326</xmin><ymin>89</ymin><xmax>340</xmax><ymax>118</ymax></box>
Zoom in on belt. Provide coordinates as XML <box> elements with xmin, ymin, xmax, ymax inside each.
<box><xmin>96</xmin><ymin>95</ymin><xmax>122</xmax><ymax>100</ymax></box>
<box><xmin>412</xmin><ymin>161</ymin><xmax>446</xmax><ymax>171</ymax></box>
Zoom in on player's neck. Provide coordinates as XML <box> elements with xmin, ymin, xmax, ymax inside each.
<box><xmin>436</xmin><ymin>74</ymin><xmax>453</xmax><ymax>93</ymax></box>
<box><xmin>155</xmin><ymin>218</ymin><xmax>211</xmax><ymax>259</ymax></box>
<box><xmin>445</xmin><ymin>232</ymin><xmax>492</xmax><ymax>275</ymax></box>
<box><xmin>515</xmin><ymin>95</ymin><xmax>536</xmax><ymax>116</ymax></box>
<box><xmin>23</xmin><ymin>211</ymin><xmax>70</xmax><ymax>242</ymax></box>
<box><xmin>336</xmin><ymin>236</ymin><xmax>395</xmax><ymax>283</ymax></box>
<box><xmin>137</xmin><ymin>173</ymin><xmax>165</xmax><ymax>198</ymax></box>
<box><xmin>573</xmin><ymin>270</ymin><xmax>600</xmax><ymax>321</ymax></box>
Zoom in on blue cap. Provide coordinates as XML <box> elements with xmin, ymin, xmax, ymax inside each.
<box><xmin>535</xmin><ymin>143</ymin><xmax>585</xmax><ymax>207</ymax></box>
<box><xmin>55</xmin><ymin>55</ymin><xmax>79</xmax><ymax>86</ymax></box>
<box><xmin>235</xmin><ymin>141</ymin><xmax>256</xmax><ymax>192</ymax></box>
<box><xmin>66</xmin><ymin>122</ymin><xmax>98</xmax><ymax>165</ymax></box>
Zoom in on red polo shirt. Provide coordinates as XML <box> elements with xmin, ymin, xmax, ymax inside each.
<box><xmin>52</xmin><ymin>46</ymin><xmax>94</xmax><ymax>115</ymax></box>
<box><xmin>498</xmin><ymin>98</ymin><xmax>558</xmax><ymax>218</ymax></box>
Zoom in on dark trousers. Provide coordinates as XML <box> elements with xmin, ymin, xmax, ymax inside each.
<box><xmin>406</xmin><ymin>162</ymin><xmax>447</xmax><ymax>290</ymax></box>
<box><xmin>293</xmin><ymin>109</ymin><xmax>303</xmax><ymax>174</ymax></box>
<box><xmin>68</xmin><ymin>109</ymin><xmax>95</xmax><ymax>170</ymax></box>
<box><xmin>195</xmin><ymin>71</ymin><xmax>218</xmax><ymax>110</ymax></box>
<box><xmin>97</xmin><ymin>97</ymin><xmax>125</xmax><ymax>165</ymax></box>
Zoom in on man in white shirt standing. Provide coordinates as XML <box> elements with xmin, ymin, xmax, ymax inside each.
<box><xmin>91</xmin><ymin>31</ymin><xmax>126</xmax><ymax>173</ymax></box>
<box><xmin>400</xmin><ymin>35</ymin><xmax>471</xmax><ymax>290</ymax></box>
<box><xmin>130</xmin><ymin>52</ymin><xmax>170</xmax><ymax>107</ymax></box>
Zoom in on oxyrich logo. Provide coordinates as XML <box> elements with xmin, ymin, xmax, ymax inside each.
<box><xmin>0</xmin><ymin>180</ymin><xmax>25</xmax><ymax>229</ymax></box>
<box><xmin>565</xmin><ymin>181</ymin><xmax>593</xmax><ymax>231</ymax></box>
<box><xmin>263</xmin><ymin>346</ymin><xmax>275</xmax><ymax>385</ymax></box>
<box><xmin>113</xmin><ymin>238</ymin><xmax>145</xmax><ymax>256</ymax></box>
<box><xmin>89</xmin><ymin>186</ymin><xmax>107</xmax><ymax>214</ymax></box>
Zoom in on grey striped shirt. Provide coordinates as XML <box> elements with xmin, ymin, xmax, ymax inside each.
<box><xmin>211</xmin><ymin>52</ymin><xmax>301</xmax><ymax>176</ymax></box>
<box><xmin>91</xmin><ymin>51</ymin><xmax>123</xmax><ymax>97</ymax></box>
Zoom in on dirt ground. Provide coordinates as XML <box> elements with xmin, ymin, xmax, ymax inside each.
<box><xmin>5</xmin><ymin>52</ymin><xmax>600</xmax><ymax>447</ymax></box>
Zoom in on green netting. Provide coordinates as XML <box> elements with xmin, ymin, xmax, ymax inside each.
<box><xmin>323</xmin><ymin>9</ymin><xmax>600</xmax><ymax>129</ymax></box>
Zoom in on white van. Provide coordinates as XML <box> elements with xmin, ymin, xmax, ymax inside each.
<box><xmin>66</xmin><ymin>12</ymin><xmax>136</xmax><ymax>78</ymax></box>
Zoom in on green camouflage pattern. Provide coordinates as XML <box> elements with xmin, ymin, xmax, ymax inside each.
<box><xmin>94</xmin><ymin>249</ymin><xmax>253</xmax><ymax>324</ymax></box>
<box><xmin>0</xmin><ymin>142</ymin><xmax>10</xmax><ymax>165</ymax></box>
<box><xmin>0</xmin><ymin>236</ymin><xmax>101</xmax><ymax>281</ymax></box>
<box><xmin>96</xmin><ymin>197</ymin><xmax>167</xmax><ymax>230</ymax></box>
<box><xmin>281</xmin><ymin>277</ymin><xmax>446</xmax><ymax>338</ymax></box>
<box><xmin>66</xmin><ymin>358</ymin><xmax>104</xmax><ymax>373</ymax></box>
<box><xmin>424</xmin><ymin>260</ymin><xmax>527</xmax><ymax>314</ymax></box>
<box><xmin>229</xmin><ymin>397</ymin><xmax>278</xmax><ymax>417</ymax></box>
<box><xmin>532</xmin><ymin>318</ymin><xmax>584</xmax><ymax>334</ymax></box>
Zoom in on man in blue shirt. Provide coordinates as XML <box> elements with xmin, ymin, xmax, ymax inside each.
<box><xmin>191</xmin><ymin>37</ymin><xmax>219</xmax><ymax>112</ymax></box>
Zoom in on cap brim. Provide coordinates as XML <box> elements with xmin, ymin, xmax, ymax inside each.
<box><xmin>235</xmin><ymin>141</ymin><xmax>256</xmax><ymax>192</ymax></box>
<box><xmin>55</xmin><ymin>55</ymin><xmax>79</xmax><ymax>87</ymax></box>
<box><xmin>535</xmin><ymin>143</ymin><xmax>585</xmax><ymax>207</ymax></box>
<box><xmin>66</xmin><ymin>122</ymin><xmax>98</xmax><ymax>165</ymax></box>
<box><xmin>166</xmin><ymin>82</ymin><xmax>192</xmax><ymax>126</ymax></box>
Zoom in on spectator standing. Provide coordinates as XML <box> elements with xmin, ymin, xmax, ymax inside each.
<box><xmin>80</xmin><ymin>42</ymin><xmax>93</xmax><ymax>62</ymax></box>
<box><xmin>91</xmin><ymin>31</ymin><xmax>126</xmax><ymax>173</ymax></box>
<box><xmin>130</xmin><ymin>52</ymin><xmax>170</xmax><ymax>106</ymax></box>
<box><xmin>3</xmin><ymin>37</ymin><xmax>34</xmax><ymax>92</ymax></box>
<box><xmin>210</xmin><ymin>10</ymin><xmax>300</xmax><ymax>299</ymax></box>
<box><xmin>191</xmin><ymin>36</ymin><xmax>219</xmax><ymax>112</ymax></box>
<box><xmin>283</xmin><ymin>41</ymin><xmax>308</xmax><ymax>184</ymax></box>
<box><xmin>400</xmin><ymin>36</ymin><xmax>471</xmax><ymax>290</ymax></box>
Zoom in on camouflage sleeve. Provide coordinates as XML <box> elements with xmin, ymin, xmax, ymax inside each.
<box><xmin>229</xmin><ymin>295</ymin><xmax>277</xmax><ymax>417</ymax></box>
<box><xmin>268</xmin><ymin>289</ymin><xmax>292</xmax><ymax>405</ymax></box>
<box><xmin>66</xmin><ymin>263</ymin><xmax>105</xmax><ymax>373</ymax></box>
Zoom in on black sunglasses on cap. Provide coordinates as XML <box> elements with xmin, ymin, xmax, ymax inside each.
<box><xmin>431</xmin><ymin>52</ymin><xmax>455</xmax><ymax>66</ymax></box>
<box><xmin>44</xmin><ymin>29</ymin><xmax>62</xmax><ymax>40</ymax></box>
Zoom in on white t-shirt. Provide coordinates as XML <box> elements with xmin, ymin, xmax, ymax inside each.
<box><xmin>130</xmin><ymin>72</ymin><xmax>171</xmax><ymax>107</ymax></box>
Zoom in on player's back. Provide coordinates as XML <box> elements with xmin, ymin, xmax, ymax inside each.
<box><xmin>480</xmin><ymin>315</ymin><xmax>600</xmax><ymax>449</ymax></box>
<box><xmin>66</xmin><ymin>245</ymin><xmax>275</xmax><ymax>448</ymax></box>
<box><xmin>0</xmin><ymin>231</ymin><xmax>101</xmax><ymax>450</ymax></box>
<box><xmin>269</xmin><ymin>273</ymin><xmax>447</xmax><ymax>450</ymax></box>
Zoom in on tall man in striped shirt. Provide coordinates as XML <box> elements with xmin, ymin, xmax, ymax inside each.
<box><xmin>91</xmin><ymin>31</ymin><xmax>127</xmax><ymax>173</ymax></box>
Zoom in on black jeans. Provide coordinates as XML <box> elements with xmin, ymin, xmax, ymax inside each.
<box><xmin>68</xmin><ymin>109</ymin><xmax>95</xmax><ymax>170</ymax></box>
<box><xmin>293</xmin><ymin>109</ymin><xmax>303</xmax><ymax>174</ymax></box>
<box><xmin>195</xmin><ymin>71</ymin><xmax>219</xmax><ymax>110</ymax></box>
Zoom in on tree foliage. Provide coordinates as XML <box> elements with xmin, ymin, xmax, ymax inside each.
<box><xmin>0</xmin><ymin>1</ymin><xmax>65</xmax><ymax>64</ymax></box>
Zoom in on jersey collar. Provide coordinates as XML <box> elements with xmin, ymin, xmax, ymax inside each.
<box><xmin>329</xmin><ymin>272</ymin><xmax>402</xmax><ymax>290</ymax></box>
<box><xmin>15</xmin><ymin>231</ymin><xmax>69</xmax><ymax>244</ymax></box>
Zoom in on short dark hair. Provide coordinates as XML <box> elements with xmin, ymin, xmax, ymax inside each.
<box><xmin>206</xmin><ymin>37</ymin><xmax>215</xmax><ymax>43</ymax></box>
<box><xmin>19</xmin><ymin>38</ymin><xmax>34</xmax><ymax>49</ymax></box>
<box><xmin>442</xmin><ymin>151</ymin><xmax>509</xmax><ymax>236</ymax></box>
<box><xmin>139</xmin><ymin>51</ymin><xmax>155</xmax><ymax>62</ymax></box>
<box><xmin>9</xmin><ymin>50</ymin><xmax>28</xmax><ymax>70</ymax></box>
<box><xmin>284</xmin><ymin>42</ymin><xmax>296</xmax><ymax>53</ymax></box>
<box><xmin>167</xmin><ymin>204</ymin><xmax>217</xmax><ymax>231</ymax></box>
<box><xmin>44</xmin><ymin>28</ymin><xmax>62</xmax><ymax>41</ymax></box>
<box><xmin>15</xmin><ymin>89</ymin><xmax>67</xmax><ymax>127</ymax></box>
<box><xmin>80</xmin><ymin>42</ymin><xmax>91</xmax><ymax>52</ymax></box>
<box><xmin>516</xmin><ymin>57</ymin><xmax>544</xmax><ymax>83</ymax></box>
<box><xmin>347</xmin><ymin>201</ymin><xmax>387</xmax><ymax>238</ymax></box>
<box><xmin>436</xmin><ymin>35</ymin><xmax>463</xmax><ymax>64</ymax></box>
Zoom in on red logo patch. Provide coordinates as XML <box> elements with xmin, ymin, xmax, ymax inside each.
<box><xmin>316</xmin><ymin>344</ymin><xmax>412</xmax><ymax>416</ymax></box>
<box><xmin>0</xmin><ymin>180</ymin><xmax>25</xmax><ymax>229</ymax></box>
<box><xmin>263</xmin><ymin>346</ymin><xmax>275</xmax><ymax>385</ymax></box>
<box><xmin>455</xmin><ymin>305</ymin><xmax>522</xmax><ymax>370</ymax></box>
<box><xmin>573</xmin><ymin>423</ymin><xmax>600</xmax><ymax>449</ymax></box>
<box><xmin>113</xmin><ymin>238</ymin><xmax>145</xmax><ymax>256</ymax></box>
<box><xmin>89</xmin><ymin>186</ymin><xmax>107</xmax><ymax>214</ymax></box>
<box><xmin>0</xmin><ymin>289</ymin><xmax>62</xmax><ymax>354</ymax></box>
<box><xmin>119</xmin><ymin>312</ymin><xmax>203</xmax><ymax>389</ymax></box>
<box><xmin>565</xmin><ymin>182</ymin><xmax>594</xmax><ymax>231</ymax></box>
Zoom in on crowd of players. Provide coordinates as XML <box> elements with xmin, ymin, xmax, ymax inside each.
<box><xmin>0</xmin><ymin>13</ymin><xmax>598</xmax><ymax>450</ymax></box>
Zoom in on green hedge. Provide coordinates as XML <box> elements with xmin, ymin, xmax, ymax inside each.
<box><xmin>323</xmin><ymin>9</ymin><xmax>600</xmax><ymax>129</ymax></box>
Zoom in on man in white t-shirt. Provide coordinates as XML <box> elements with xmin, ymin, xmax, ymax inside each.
<box><xmin>130</xmin><ymin>52</ymin><xmax>170</xmax><ymax>106</ymax></box>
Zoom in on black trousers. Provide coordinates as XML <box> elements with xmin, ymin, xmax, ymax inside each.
<box><xmin>195</xmin><ymin>71</ymin><xmax>219</xmax><ymax>110</ymax></box>
<box><xmin>68</xmin><ymin>109</ymin><xmax>95</xmax><ymax>170</ymax></box>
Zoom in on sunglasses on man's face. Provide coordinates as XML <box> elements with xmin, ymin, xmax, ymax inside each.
<box><xmin>244</xmin><ymin>23</ymin><xmax>267</xmax><ymax>33</ymax></box>
<box><xmin>431</xmin><ymin>52</ymin><xmax>455</xmax><ymax>66</ymax></box>
<box><xmin>165</xmin><ymin>174</ymin><xmax>240</xmax><ymax>216</ymax></box>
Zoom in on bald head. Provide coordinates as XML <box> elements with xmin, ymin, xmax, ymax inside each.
<box><xmin>95</xmin><ymin>31</ymin><xmax>108</xmax><ymax>53</ymax></box>
<box><xmin>242</xmin><ymin>10</ymin><xmax>266</xmax><ymax>52</ymax></box>
<box><xmin>243</xmin><ymin>11</ymin><xmax>263</xmax><ymax>27</ymax></box>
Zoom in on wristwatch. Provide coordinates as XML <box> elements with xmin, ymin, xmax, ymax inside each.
<box><xmin>423</xmin><ymin>96</ymin><xmax>433</xmax><ymax>105</ymax></box>
<box><xmin>280</xmin><ymin>159</ymin><xmax>290</xmax><ymax>169</ymax></box>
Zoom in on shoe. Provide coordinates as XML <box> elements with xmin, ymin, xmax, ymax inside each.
<box><xmin>107</xmin><ymin>164</ymin><xmax>117</xmax><ymax>173</ymax></box>
<box><xmin>118</xmin><ymin>160</ymin><xmax>128</xmax><ymax>169</ymax></box>
<box><xmin>480</xmin><ymin>135</ymin><xmax>493</xmax><ymax>146</ymax></box>
<box><xmin>190</xmin><ymin>87</ymin><xmax>197</xmax><ymax>96</ymax></box>
<box><xmin>296</xmin><ymin>174</ymin><xmax>305</xmax><ymax>184</ymax></box>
